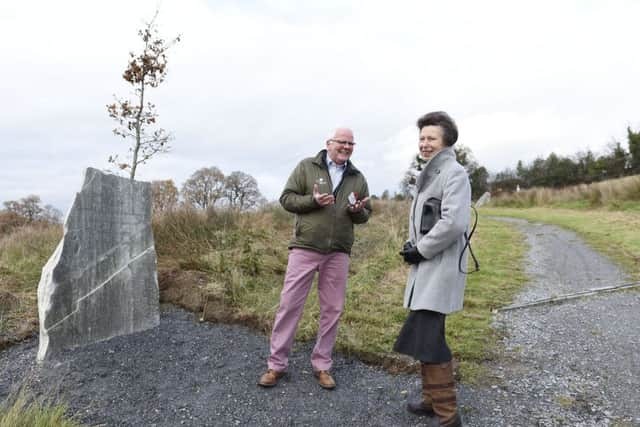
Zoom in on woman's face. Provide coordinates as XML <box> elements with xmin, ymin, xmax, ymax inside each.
<box><xmin>419</xmin><ymin>125</ymin><xmax>446</xmax><ymax>160</ymax></box>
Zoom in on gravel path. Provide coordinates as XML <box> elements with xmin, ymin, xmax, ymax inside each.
<box><xmin>1</xmin><ymin>218</ymin><xmax>638</xmax><ymax>426</ymax></box>
<box><xmin>463</xmin><ymin>218</ymin><xmax>639</xmax><ymax>427</ymax></box>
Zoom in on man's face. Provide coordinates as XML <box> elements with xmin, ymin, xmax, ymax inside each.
<box><xmin>419</xmin><ymin>125</ymin><xmax>446</xmax><ymax>160</ymax></box>
<box><xmin>326</xmin><ymin>138</ymin><xmax>355</xmax><ymax>165</ymax></box>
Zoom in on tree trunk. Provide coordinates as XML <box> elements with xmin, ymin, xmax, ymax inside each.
<box><xmin>130</xmin><ymin>79</ymin><xmax>145</xmax><ymax>180</ymax></box>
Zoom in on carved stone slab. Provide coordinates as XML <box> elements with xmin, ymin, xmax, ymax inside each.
<box><xmin>37</xmin><ymin>168</ymin><xmax>159</xmax><ymax>361</ymax></box>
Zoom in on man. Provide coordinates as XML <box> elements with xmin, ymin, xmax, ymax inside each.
<box><xmin>258</xmin><ymin>127</ymin><xmax>371</xmax><ymax>390</ymax></box>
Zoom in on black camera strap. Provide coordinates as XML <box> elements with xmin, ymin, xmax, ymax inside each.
<box><xmin>459</xmin><ymin>206</ymin><xmax>480</xmax><ymax>274</ymax></box>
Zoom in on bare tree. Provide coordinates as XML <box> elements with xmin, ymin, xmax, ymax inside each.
<box><xmin>151</xmin><ymin>179</ymin><xmax>179</xmax><ymax>214</ymax></box>
<box><xmin>3</xmin><ymin>195</ymin><xmax>43</xmax><ymax>222</ymax></box>
<box><xmin>41</xmin><ymin>205</ymin><xmax>63</xmax><ymax>223</ymax></box>
<box><xmin>224</xmin><ymin>171</ymin><xmax>263</xmax><ymax>210</ymax></box>
<box><xmin>400</xmin><ymin>144</ymin><xmax>486</xmax><ymax>198</ymax></box>
<box><xmin>107</xmin><ymin>11</ymin><xmax>180</xmax><ymax>180</ymax></box>
<box><xmin>182</xmin><ymin>167</ymin><xmax>226</xmax><ymax>209</ymax></box>
<box><xmin>2</xmin><ymin>195</ymin><xmax>62</xmax><ymax>224</ymax></box>
<box><xmin>400</xmin><ymin>154</ymin><xmax>427</xmax><ymax>197</ymax></box>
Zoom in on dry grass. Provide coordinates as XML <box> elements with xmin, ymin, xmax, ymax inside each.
<box><xmin>0</xmin><ymin>223</ymin><xmax>61</xmax><ymax>349</ymax></box>
<box><xmin>492</xmin><ymin>175</ymin><xmax>640</xmax><ymax>209</ymax></box>
<box><xmin>0</xmin><ymin>389</ymin><xmax>82</xmax><ymax>427</ymax></box>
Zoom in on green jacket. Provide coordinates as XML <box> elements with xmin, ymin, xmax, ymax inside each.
<box><xmin>279</xmin><ymin>150</ymin><xmax>372</xmax><ymax>255</ymax></box>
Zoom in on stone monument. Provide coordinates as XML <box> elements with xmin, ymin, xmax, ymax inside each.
<box><xmin>37</xmin><ymin>168</ymin><xmax>159</xmax><ymax>361</ymax></box>
<box><xmin>474</xmin><ymin>191</ymin><xmax>491</xmax><ymax>208</ymax></box>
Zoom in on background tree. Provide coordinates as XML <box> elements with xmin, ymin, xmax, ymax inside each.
<box><xmin>1</xmin><ymin>195</ymin><xmax>62</xmax><ymax>231</ymax></box>
<box><xmin>3</xmin><ymin>195</ymin><xmax>43</xmax><ymax>222</ymax></box>
<box><xmin>40</xmin><ymin>204</ymin><xmax>63</xmax><ymax>224</ymax></box>
<box><xmin>400</xmin><ymin>144</ymin><xmax>489</xmax><ymax>200</ymax></box>
<box><xmin>469</xmin><ymin>166</ymin><xmax>489</xmax><ymax>200</ymax></box>
<box><xmin>454</xmin><ymin>145</ymin><xmax>476</xmax><ymax>173</ymax></box>
<box><xmin>107</xmin><ymin>11</ymin><xmax>180</xmax><ymax>179</ymax></box>
<box><xmin>600</xmin><ymin>141</ymin><xmax>628</xmax><ymax>178</ymax></box>
<box><xmin>400</xmin><ymin>154</ymin><xmax>427</xmax><ymax>197</ymax></box>
<box><xmin>574</xmin><ymin>150</ymin><xmax>598</xmax><ymax>184</ymax></box>
<box><xmin>150</xmin><ymin>179</ymin><xmax>178</xmax><ymax>214</ymax></box>
<box><xmin>455</xmin><ymin>145</ymin><xmax>489</xmax><ymax>200</ymax></box>
<box><xmin>491</xmin><ymin>168</ymin><xmax>521</xmax><ymax>193</ymax></box>
<box><xmin>182</xmin><ymin>167</ymin><xmax>226</xmax><ymax>210</ymax></box>
<box><xmin>224</xmin><ymin>171</ymin><xmax>264</xmax><ymax>210</ymax></box>
<box><xmin>628</xmin><ymin>126</ymin><xmax>640</xmax><ymax>173</ymax></box>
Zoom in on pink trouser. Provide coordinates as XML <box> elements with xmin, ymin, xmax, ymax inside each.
<box><xmin>267</xmin><ymin>248</ymin><xmax>350</xmax><ymax>372</ymax></box>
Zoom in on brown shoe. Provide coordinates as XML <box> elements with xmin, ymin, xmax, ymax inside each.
<box><xmin>313</xmin><ymin>370</ymin><xmax>336</xmax><ymax>390</ymax></box>
<box><xmin>258</xmin><ymin>369</ymin><xmax>285</xmax><ymax>387</ymax></box>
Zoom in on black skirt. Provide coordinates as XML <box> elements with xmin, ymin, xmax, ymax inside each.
<box><xmin>393</xmin><ymin>309</ymin><xmax>452</xmax><ymax>363</ymax></box>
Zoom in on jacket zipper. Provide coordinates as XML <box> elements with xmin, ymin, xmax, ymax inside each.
<box><xmin>324</xmin><ymin>168</ymin><xmax>335</xmax><ymax>251</ymax></box>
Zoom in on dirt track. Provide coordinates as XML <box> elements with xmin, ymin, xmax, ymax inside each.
<box><xmin>1</xmin><ymin>218</ymin><xmax>638</xmax><ymax>426</ymax></box>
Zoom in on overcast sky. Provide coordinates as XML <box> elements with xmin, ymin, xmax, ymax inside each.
<box><xmin>1</xmin><ymin>0</ymin><xmax>639</xmax><ymax>212</ymax></box>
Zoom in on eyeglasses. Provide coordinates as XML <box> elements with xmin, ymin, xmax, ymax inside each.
<box><xmin>331</xmin><ymin>139</ymin><xmax>356</xmax><ymax>147</ymax></box>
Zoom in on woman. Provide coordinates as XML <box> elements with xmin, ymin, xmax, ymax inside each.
<box><xmin>395</xmin><ymin>111</ymin><xmax>470</xmax><ymax>427</ymax></box>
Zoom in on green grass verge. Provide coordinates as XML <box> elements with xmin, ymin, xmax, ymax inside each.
<box><xmin>480</xmin><ymin>207</ymin><xmax>640</xmax><ymax>280</ymax></box>
<box><xmin>335</xmin><ymin>212</ymin><xmax>528</xmax><ymax>383</ymax></box>
<box><xmin>445</xmin><ymin>215</ymin><xmax>527</xmax><ymax>381</ymax></box>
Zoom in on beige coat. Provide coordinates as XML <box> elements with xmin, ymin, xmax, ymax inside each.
<box><xmin>403</xmin><ymin>147</ymin><xmax>471</xmax><ymax>314</ymax></box>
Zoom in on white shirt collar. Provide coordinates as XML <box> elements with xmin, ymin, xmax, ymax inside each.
<box><xmin>326</xmin><ymin>155</ymin><xmax>346</xmax><ymax>169</ymax></box>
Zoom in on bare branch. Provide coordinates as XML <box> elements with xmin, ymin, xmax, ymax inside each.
<box><xmin>107</xmin><ymin>9</ymin><xmax>180</xmax><ymax>180</ymax></box>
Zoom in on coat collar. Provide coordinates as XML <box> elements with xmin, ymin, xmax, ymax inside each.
<box><xmin>416</xmin><ymin>146</ymin><xmax>456</xmax><ymax>191</ymax></box>
<box><xmin>313</xmin><ymin>149</ymin><xmax>360</xmax><ymax>176</ymax></box>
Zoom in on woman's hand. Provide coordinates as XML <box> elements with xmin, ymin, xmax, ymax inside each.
<box><xmin>399</xmin><ymin>243</ymin><xmax>425</xmax><ymax>264</ymax></box>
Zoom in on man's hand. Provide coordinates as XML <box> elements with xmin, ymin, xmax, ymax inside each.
<box><xmin>348</xmin><ymin>196</ymin><xmax>370</xmax><ymax>213</ymax></box>
<box><xmin>313</xmin><ymin>183</ymin><xmax>335</xmax><ymax>206</ymax></box>
<box><xmin>399</xmin><ymin>244</ymin><xmax>425</xmax><ymax>265</ymax></box>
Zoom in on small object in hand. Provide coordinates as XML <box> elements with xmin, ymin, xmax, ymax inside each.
<box><xmin>348</xmin><ymin>192</ymin><xmax>358</xmax><ymax>205</ymax></box>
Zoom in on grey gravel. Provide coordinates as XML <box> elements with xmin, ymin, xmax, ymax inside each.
<box><xmin>1</xmin><ymin>306</ymin><xmax>436</xmax><ymax>427</ymax></box>
<box><xmin>466</xmin><ymin>218</ymin><xmax>640</xmax><ymax>427</ymax></box>
<box><xmin>1</xmin><ymin>217</ymin><xmax>638</xmax><ymax>426</ymax></box>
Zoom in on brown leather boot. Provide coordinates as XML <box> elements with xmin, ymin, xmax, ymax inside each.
<box><xmin>258</xmin><ymin>369</ymin><xmax>286</xmax><ymax>387</ymax></box>
<box><xmin>424</xmin><ymin>361</ymin><xmax>462</xmax><ymax>427</ymax></box>
<box><xmin>407</xmin><ymin>363</ymin><xmax>434</xmax><ymax>416</ymax></box>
